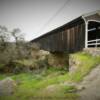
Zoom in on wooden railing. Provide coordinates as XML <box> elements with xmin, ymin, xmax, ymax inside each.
<box><xmin>87</xmin><ymin>39</ymin><xmax>100</xmax><ymax>47</ymax></box>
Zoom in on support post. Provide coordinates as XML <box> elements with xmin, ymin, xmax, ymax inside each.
<box><xmin>82</xmin><ymin>16</ymin><xmax>88</xmax><ymax>48</ymax></box>
<box><xmin>85</xmin><ymin>22</ymin><xmax>88</xmax><ymax>48</ymax></box>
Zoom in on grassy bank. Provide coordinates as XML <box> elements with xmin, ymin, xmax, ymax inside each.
<box><xmin>68</xmin><ymin>52</ymin><xmax>100</xmax><ymax>82</ymax></box>
<box><xmin>0</xmin><ymin>52</ymin><xmax>100</xmax><ymax>100</ymax></box>
<box><xmin>0</xmin><ymin>72</ymin><xmax>78</xmax><ymax>100</ymax></box>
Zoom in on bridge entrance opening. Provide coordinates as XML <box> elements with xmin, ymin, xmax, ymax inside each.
<box><xmin>87</xmin><ymin>21</ymin><xmax>100</xmax><ymax>47</ymax></box>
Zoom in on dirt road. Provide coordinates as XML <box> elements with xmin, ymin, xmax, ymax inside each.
<box><xmin>78</xmin><ymin>65</ymin><xmax>100</xmax><ymax>100</ymax></box>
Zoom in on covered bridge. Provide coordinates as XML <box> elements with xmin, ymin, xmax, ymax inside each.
<box><xmin>31</xmin><ymin>11</ymin><xmax>100</xmax><ymax>53</ymax></box>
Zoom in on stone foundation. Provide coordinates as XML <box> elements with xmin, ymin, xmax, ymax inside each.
<box><xmin>83</xmin><ymin>48</ymin><xmax>100</xmax><ymax>56</ymax></box>
<box><xmin>47</xmin><ymin>52</ymin><xmax>69</xmax><ymax>70</ymax></box>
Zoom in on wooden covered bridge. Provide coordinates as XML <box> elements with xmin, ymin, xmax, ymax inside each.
<box><xmin>31</xmin><ymin>11</ymin><xmax>100</xmax><ymax>53</ymax></box>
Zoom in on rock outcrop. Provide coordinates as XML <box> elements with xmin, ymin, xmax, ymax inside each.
<box><xmin>0</xmin><ymin>78</ymin><xmax>17</xmax><ymax>95</ymax></box>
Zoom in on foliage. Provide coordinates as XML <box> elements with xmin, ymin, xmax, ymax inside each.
<box><xmin>0</xmin><ymin>74</ymin><xmax>7</xmax><ymax>80</ymax></box>
<box><xmin>0</xmin><ymin>26</ymin><xmax>35</xmax><ymax>72</ymax></box>
<box><xmin>0</xmin><ymin>26</ymin><xmax>10</xmax><ymax>51</ymax></box>
<box><xmin>13</xmin><ymin>58</ymin><xmax>49</xmax><ymax>74</ymax></box>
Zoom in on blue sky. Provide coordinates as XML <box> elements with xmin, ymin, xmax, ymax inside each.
<box><xmin>0</xmin><ymin>0</ymin><xmax>100</xmax><ymax>41</ymax></box>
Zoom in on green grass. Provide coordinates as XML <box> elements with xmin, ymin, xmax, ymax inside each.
<box><xmin>68</xmin><ymin>52</ymin><xmax>100</xmax><ymax>82</ymax></box>
<box><xmin>0</xmin><ymin>63</ymin><xmax>5</xmax><ymax>70</ymax></box>
<box><xmin>0</xmin><ymin>74</ymin><xmax>7</xmax><ymax>80</ymax></box>
<box><xmin>0</xmin><ymin>52</ymin><xmax>100</xmax><ymax>100</ymax></box>
<box><xmin>0</xmin><ymin>71</ymin><xmax>77</xmax><ymax>100</ymax></box>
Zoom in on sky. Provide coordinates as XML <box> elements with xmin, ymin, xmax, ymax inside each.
<box><xmin>0</xmin><ymin>0</ymin><xmax>100</xmax><ymax>41</ymax></box>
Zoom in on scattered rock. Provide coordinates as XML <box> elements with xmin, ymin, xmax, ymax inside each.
<box><xmin>45</xmin><ymin>85</ymin><xmax>58</xmax><ymax>93</ymax></box>
<box><xmin>62</xmin><ymin>82</ymin><xmax>85</xmax><ymax>92</ymax></box>
<box><xmin>0</xmin><ymin>77</ymin><xmax>17</xmax><ymax>96</ymax></box>
<box><xmin>31</xmin><ymin>49</ymin><xmax>49</xmax><ymax>60</ymax></box>
<box><xmin>76</xmin><ymin>85</ymin><xmax>85</xmax><ymax>91</ymax></box>
<box><xmin>62</xmin><ymin>81</ymin><xmax>77</xmax><ymax>86</ymax></box>
<box><xmin>38</xmin><ymin>84</ymin><xmax>60</xmax><ymax>97</ymax></box>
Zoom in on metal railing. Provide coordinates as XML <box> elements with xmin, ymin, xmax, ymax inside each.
<box><xmin>87</xmin><ymin>39</ymin><xmax>100</xmax><ymax>47</ymax></box>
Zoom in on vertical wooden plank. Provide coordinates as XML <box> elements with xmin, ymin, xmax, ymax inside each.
<box><xmin>64</xmin><ymin>28</ymin><xmax>67</xmax><ymax>51</ymax></box>
<box><xmin>70</xmin><ymin>27</ymin><xmax>74</xmax><ymax>52</ymax></box>
<box><xmin>62</xmin><ymin>30</ymin><xmax>64</xmax><ymax>51</ymax></box>
<box><xmin>79</xmin><ymin>24</ymin><xmax>82</xmax><ymax>50</ymax></box>
<box><xmin>67</xmin><ymin>29</ymin><xmax>70</xmax><ymax>52</ymax></box>
<box><xmin>59</xmin><ymin>31</ymin><xmax>62</xmax><ymax>52</ymax></box>
<box><xmin>72</xmin><ymin>27</ymin><xmax>75</xmax><ymax>52</ymax></box>
<box><xmin>74</xmin><ymin>25</ymin><xmax>78</xmax><ymax>51</ymax></box>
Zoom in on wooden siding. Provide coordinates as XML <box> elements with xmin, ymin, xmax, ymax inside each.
<box><xmin>32</xmin><ymin>17</ymin><xmax>85</xmax><ymax>53</ymax></box>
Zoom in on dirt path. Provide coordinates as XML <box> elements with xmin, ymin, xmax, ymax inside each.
<box><xmin>78</xmin><ymin>65</ymin><xmax>100</xmax><ymax>100</ymax></box>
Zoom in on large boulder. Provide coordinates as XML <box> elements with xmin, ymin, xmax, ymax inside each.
<box><xmin>32</xmin><ymin>49</ymin><xmax>69</xmax><ymax>70</ymax></box>
<box><xmin>0</xmin><ymin>77</ymin><xmax>17</xmax><ymax>95</ymax></box>
<box><xmin>31</xmin><ymin>49</ymin><xmax>49</xmax><ymax>60</ymax></box>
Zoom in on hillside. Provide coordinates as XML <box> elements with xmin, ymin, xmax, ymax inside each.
<box><xmin>0</xmin><ymin>51</ymin><xmax>100</xmax><ymax>100</ymax></box>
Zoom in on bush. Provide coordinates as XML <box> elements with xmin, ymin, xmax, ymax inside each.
<box><xmin>11</xmin><ymin>57</ymin><xmax>49</xmax><ymax>74</ymax></box>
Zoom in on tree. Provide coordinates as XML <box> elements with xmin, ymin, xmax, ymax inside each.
<box><xmin>11</xmin><ymin>28</ymin><xmax>24</xmax><ymax>43</ymax></box>
<box><xmin>0</xmin><ymin>26</ymin><xmax>10</xmax><ymax>51</ymax></box>
<box><xmin>0</xmin><ymin>26</ymin><xmax>37</xmax><ymax>73</ymax></box>
<box><xmin>11</xmin><ymin>28</ymin><xmax>24</xmax><ymax>59</ymax></box>
<box><xmin>0</xmin><ymin>26</ymin><xmax>26</xmax><ymax>71</ymax></box>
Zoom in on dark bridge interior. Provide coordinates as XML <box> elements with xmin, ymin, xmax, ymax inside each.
<box><xmin>88</xmin><ymin>21</ymin><xmax>100</xmax><ymax>47</ymax></box>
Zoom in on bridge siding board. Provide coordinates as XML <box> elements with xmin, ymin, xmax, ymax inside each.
<box><xmin>32</xmin><ymin>17</ymin><xmax>85</xmax><ymax>53</ymax></box>
<box><xmin>33</xmin><ymin>23</ymin><xmax>85</xmax><ymax>52</ymax></box>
